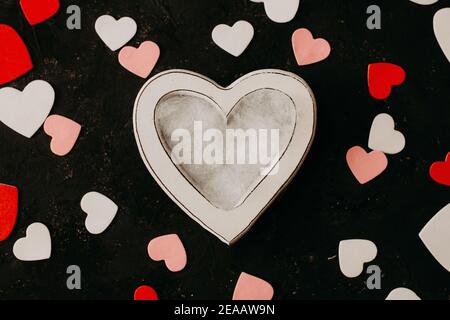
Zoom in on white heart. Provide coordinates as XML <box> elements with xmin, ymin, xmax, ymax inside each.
<box><xmin>434</xmin><ymin>8</ymin><xmax>450</xmax><ymax>63</ymax></box>
<box><xmin>368</xmin><ymin>113</ymin><xmax>406</xmax><ymax>154</ymax></box>
<box><xmin>81</xmin><ymin>192</ymin><xmax>118</xmax><ymax>235</ymax></box>
<box><xmin>212</xmin><ymin>21</ymin><xmax>254</xmax><ymax>57</ymax></box>
<box><xmin>339</xmin><ymin>239</ymin><xmax>377</xmax><ymax>278</ymax></box>
<box><xmin>95</xmin><ymin>15</ymin><xmax>137</xmax><ymax>51</ymax></box>
<box><xmin>13</xmin><ymin>223</ymin><xmax>51</xmax><ymax>261</ymax></box>
<box><xmin>419</xmin><ymin>203</ymin><xmax>450</xmax><ymax>272</ymax></box>
<box><xmin>386</xmin><ymin>288</ymin><xmax>421</xmax><ymax>300</ymax></box>
<box><xmin>409</xmin><ymin>0</ymin><xmax>438</xmax><ymax>5</ymax></box>
<box><xmin>250</xmin><ymin>0</ymin><xmax>300</xmax><ymax>23</ymax></box>
<box><xmin>133</xmin><ymin>69</ymin><xmax>316</xmax><ymax>244</ymax></box>
<box><xmin>0</xmin><ymin>80</ymin><xmax>54</xmax><ymax>138</ymax></box>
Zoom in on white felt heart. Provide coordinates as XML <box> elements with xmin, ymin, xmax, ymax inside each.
<box><xmin>250</xmin><ymin>0</ymin><xmax>300</xmax><ymax>23</ymax></box>
<box><xmin>13</xmin><ymin>223</ymin><xmax>51</xmax><ymax>261</ymax></box>
<box><xmin>339</xmin><ymin>239</ymin><xmax>377</xmax><ymax>278</ymax></box>
<box><xmin>95</xmin><ymin>15</ymin><xmax>137</xmax><ymax>51</ymax></box>
<box><xmin>386</xmin><ymin>288</ymin><xmax>421</xmax><ymax>300</ymax></box>
<box><xmin>0</xmin><ymin>80</ymin><xmax>54</xmax><ymax>138</ymax></box>
<box><xmin>81</xmin><ymin>192</ymin><xmax>118</xmax><ymax>235</ymax></box>
<box><xmin>133</xmin><ymin>70</ymin><xmax>316</xmax><ymax>244</ymax></box>
<box><xmin>419</xmin><ymin>203</ymin><xmax>450</xmax><ymax>272</ymax></box>
<box><xmin>434</xmin><ymin>8</ymin><xmax>450</xmax><ymax>63</ymax></box>
<box><xmin>368</xmin><ymin>113</ymin><xmax>405</xmax><ymax>155</ymax></box>
<box><xmin>409</xmin><ymin>0</ymin><xmax>438</xmax><ymax>5</ymax></box>
<box><xmin>212</xmin><ymin>21</ymin><xmax>254</xmax><ymax>57</ymax></box>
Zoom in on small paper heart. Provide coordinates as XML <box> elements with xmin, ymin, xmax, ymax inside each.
<box><xmin>419</xmin><ymin>203</ymin><xmax>450</xmax><ymax>272</ymax></box>
<box><xmin>118</xmin><ymin>41</ymin><xmax>160</xmax><ymax>78</ymax></box>
<box><xmin>292</xmin><ymin>28</ymin><xmax>331</xmax><ymax>66</ymax></box>
<box><xmin>81</xmin><ymin>192</ymin><xmax>118</xmax><ymax>235</ymax></box>
<box><xmin>0</xmin><ymin>24</ymin><xmax>33</xmax><ymax>85</ymax></box>
<box><xmin>346</xmin><ymin>146</ymin><xmax>388</xmax><ymax>184</ymax></box>
<box><xmin>250</xmin><ymin>0</ymin><xmax>300</xmax><ymax>23</ymax></box>
<box><xmin>13</xmin><ymin>223</ymin><xmax>51</xmax><ymax>261</ymax></box>
<box><xmin>385</xmin><ymin>288</ymin><xmax>421</xmax><ymax>300</ymax></box>
<box><xmin>430</xmin><ymin>152</ymin><xmax>450</xmax><ymax>186</ymax></box>
<box><xmin>44</xmin><ymin>115</ymin><xmax>81</xmax><ymax>156</ymax></box>
<box><xmin>0</xmin><ymin>80</ymin><xmax>54</xmax><ymax>138</ymax></box>
<box><xmin>368</xmin><ymin>62</ymin><xmax>406</xmax><ymax>100</ymax></box>
<box><xmin>95</xmin><ymin>15</ymin><xmax>137</xmax><ymax>51</ymax></box>
<box><xmin>134</xmin><ymin>285</ymin><xmax>159</xmax><ymax>300</ymax></box>
<box><xmin>339</xmin><ymin>239</ymin><xmax>377</xmax><ymax>278</ymax></box>
<box><xmin>20</xmin><ymin>0</ymin><xmax>60</xmax><ymax>26</ymax></box>
<box><xmin>0</xmin><ymin>184</ymin><xmax>19</xmax><ymax>241</ymax></box>
<box><xmin>212</xmin><ymin>21</ymin><xmax>254</xmax><ymax>57</ymax></box>
<box><xmin>368</xmin><ymin>113</ymin><xmax>406</xmax><ymax>155</ymax></box>
<box><xmin>232</xmin><ymin>272</ymin><xmax>274</xmax><ymax>300</ymax></box>
<box><xmin>147</xmin><ymin>234</ymin><xmax>187</xmax><ymax>272</ymax></box>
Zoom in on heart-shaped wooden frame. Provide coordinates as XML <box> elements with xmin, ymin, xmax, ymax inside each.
<box><xmin>133</xmin><ymin>69</ymin><xmax>316</xmax><ymax>244</ymax></box>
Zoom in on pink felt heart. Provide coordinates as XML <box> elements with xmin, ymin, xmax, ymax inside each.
<box><xmin>118</xmin><ymin>41</ymin><xmax>160</xmax><ymax>78</ymax></box>
<box><xmin>292</xmin><ymin>28</ymin><xmax>331</xmax><ymax>66</ymax></box>
<box><xmin>147</xmin><ymin>234</ymin><xmax>187</xmax><ymax>272</ymax></box>
<box><xmin>232</xmin><ymin>272</ymin><xmax>274</xmax><ymax>300</ymax></box>
<box><xmin>346</xmin><ymin>146</ymin><xmax>388</xmax><ymax>184</ymax></box>
<box><xmin>43</xmin><ymin>115</ymin><xmax>81</xmax><ymax>156</ymax></box>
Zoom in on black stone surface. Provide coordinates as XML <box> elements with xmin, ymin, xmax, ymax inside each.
<box><xmin>0</xmin><ymin>0</ymin><xmax>449</xmax><ymax>300</ymax></box>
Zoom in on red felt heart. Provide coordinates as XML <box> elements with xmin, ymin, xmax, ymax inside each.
<box><xmin>134</xmin><ymin>285</ymin><xmax>159</xmax><ymax>300</ymax></box>
<box><xmin>20</xmin><ymin>0</ymin><xmax>60</xmax><ymax>26</ymax></box>
<box><xmin>0</xmin><ymin>24</ymin><xmax>33</xmax><ymax>85</ymax></box>
<box><xmin>0</xmin><ymin>184</ymin><xmax>19</xmax><ymax>241</ymax></box>
<box><xmin>368</xmin><ymin>63</ymin><xmax>406</xmax><ymax>100</ymax></box>
<box><xmin>430</xmin><ymin>153</ymin><xmax>450</xmax><ymax>186</ymax></box>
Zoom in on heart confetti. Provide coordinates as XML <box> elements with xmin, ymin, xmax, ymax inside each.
<box><xmin>13</xmin><ymin>223</ymin><xmax>51</xmax><ymax>261</ymax></box>
<box><xmin>419</xmin><ymin>203</ymin><xmax>450</xmax><ymax>272</ymax></box>
<box><xmin>430</xmin><ymin>153</ymin><xmax>450</xmax><ymax>186</ymax></box>
<box><xmin>212</xmin><ymin>21</ymin><xmax>254</xmax><ymax>57</ymax></box>
<box><xmin>339</xmin><ymin>239</ymin><xmax>378</xmax><ymax>278</ymax></box>
<box><xmin>232</xmin><ymin>272</ymin><xmax>274</xmax><ymax>300</ymax></box>
<box><xmin>147</xmin><ymin>234</ymin><xmax>187</xmax><ymax>272</ymax></box>
<box><xmin>20</xmin><ymin>0</ymin><xmax>60</xmax><ymax>26</ymax></box>
<box><xmin>368</xmin><ymin>63</ymin><xmax>406</xmax><ymax>100</ymax></box>
<box><xmin>95</xmin><ymin>15</ymin><xmax>137</xmax><ymax>51</ymax></box>
<box><xmin>250</xmin><ymin>0</ymin><xmax>300</xmax><ymax>23</ymax></box>
<box><xmin>81</xmin><ymin>192</ymin><xmax>118</xmax><ymax>235</ymax></box>
<box><xmin>409</xmin><ymin>0</ymin><xmax>438</xmax><ymax>4</ymax></box>
<box><xmin>385</xmin><ymin>287</ymin><xmax>421</xmax><ymax>300</ymax></box>
<box><xmin>134</xmin><ymin>285</ymin><xmax>159</xmax><ymax>300</ymax></box>
<box><xmin>346</xmin><ymin>146</ymin><xmax>388</xmax><ymax>184</ymax></box>
<box><xmin>0</xmin><ymin>184</ymin><xmax>19</xmax><ymax>242</ymax></box>
<box><xmin>292</xmin><ymin>28</ymin><xmax>331</xmax><ymax>66</ymax></box>
<box><xmin>0</xmin><ymin>24</ymin><xmax>33</xmax><ymax>85</ymax></box>
<box><xmin>0</xmin><ymin>80</ymin><xmax>54</xmax><ymax>138</ymax></box>
<box><xmin>44</xmin><ymin>115</ymin><xmax>81</xmax><ymax>156</ymax></box>
<box><xmin>434</xmin><ymin>8</ymin><xmax>450</xmax><ymax>63</ymax></box>
<box><xmin>119</xmin><ymin>41</ymin><xmax>160</xmax><ymax>78</ymax></box>
<box><xmin>368</xmin><ymin>113</ymin><xmax>406</xmax><ymax>155</ymax></box>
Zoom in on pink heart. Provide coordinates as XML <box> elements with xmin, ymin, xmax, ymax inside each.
<box><xmin>232</xmin><ymin>272</ymin><xmax>274</xmax><ymax>300</ymax></box>
<box><xmin>43</xmin><ymin>115</ymin><xmax>81</xmax><ymax>156</ymax></box>
<box><xmin>118</xmin><ymin>41</ymin><xmax>160</xmax><ymax>78</ymax></box>
<box><xmin>292</xmin><ymin>28</ymin><xmax>331</xmax><ymax>66</ymax></box>
<box><xmin>346</xmin><ymin>146</ymin><xmax>388</xmax><ymax>184</ymax></box>
<box><xmin>147</xmin><ymin>234</ymin><xmax>187</xmax><ymax>272</ymax></box>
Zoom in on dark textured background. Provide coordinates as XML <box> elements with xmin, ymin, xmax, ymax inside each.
<box><xmin>0</xmin><ymin>0</ymin><xmax>449</xmax><ymax>300</ymax></box>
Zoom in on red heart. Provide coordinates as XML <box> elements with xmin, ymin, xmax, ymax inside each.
<box><xmin>0</xmin><ymin>184</ymin><xmax>19</xmax><ymax>241</ymax></box>
<box><xmin>0</xmin><ymin>24</ymin><xmax>33</xmax><ymax>85</ymax></box>
<box><xmin>20</xmin><ymin>0</ymin><xmax>60</xmax><ymax>26</ymax></box>
<box><xmin>368</xmin><ymin>62</ymin><xmax>406</xmax><ymax>100</ymax></box>
<box><xmin>134</xmin><ymin>285</ymin><xmax>159</xmax><ymax>300</ymax></box>
<box><xmin>430</xmin><ymin>153</ymin><xmax>450</xmax><ymax>186</ymax></box>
